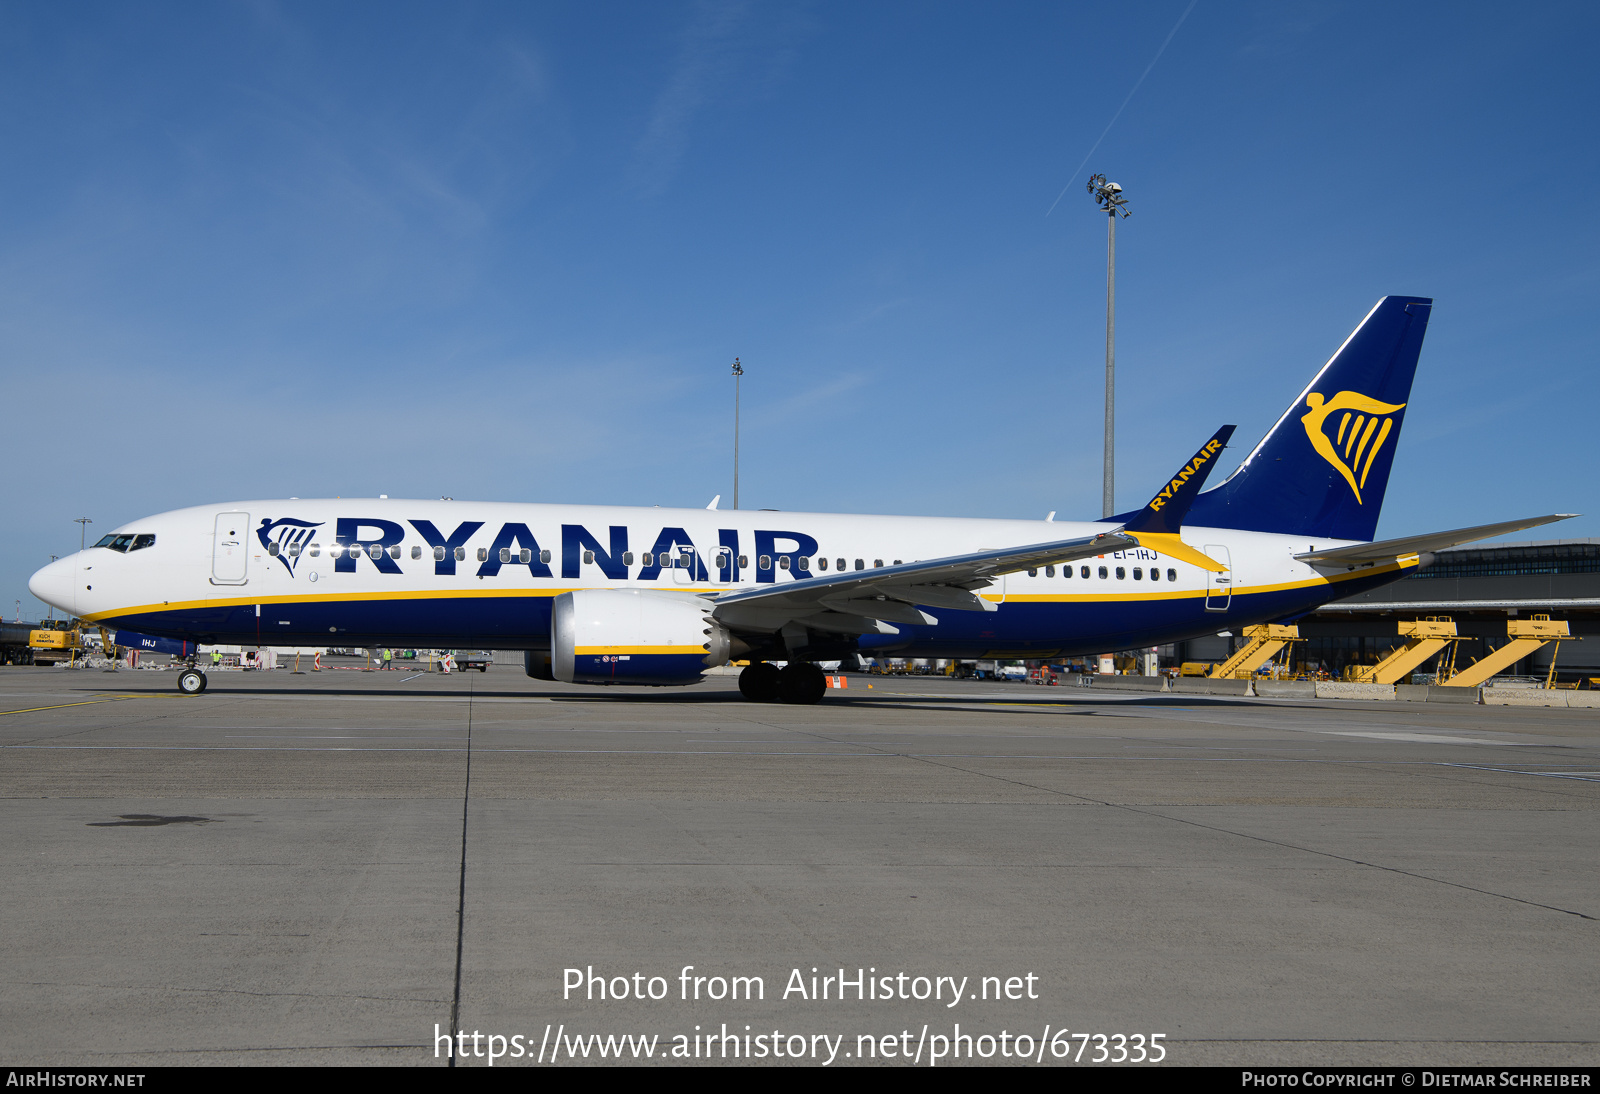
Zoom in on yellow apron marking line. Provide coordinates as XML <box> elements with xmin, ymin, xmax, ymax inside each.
<box><xmin>0</xmin><ymin>695</ymin><xmax>151</xmax><ymax>717</ymax></box>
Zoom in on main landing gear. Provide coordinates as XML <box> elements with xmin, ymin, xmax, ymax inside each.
<box><xmin>177</xmin><ymin>668</ymin><xmax>208</xmax><ymax>694</ymax></box>
<box><xmin>738</xmin><ymin>661</ymin><xmax>826</xmax><ymax>705</ymax></box>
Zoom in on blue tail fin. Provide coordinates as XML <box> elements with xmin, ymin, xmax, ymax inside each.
<box><xmin>1185</xmin><ymin>296</ymin><xmax>1432</xmax><ymax>541</ymax></box>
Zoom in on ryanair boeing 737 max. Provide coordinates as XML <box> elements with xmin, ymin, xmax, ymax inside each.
<box><xmin>28</xmin><ymin>296</ymin><xmax>1573</xmax><ymax>702</ymax></box>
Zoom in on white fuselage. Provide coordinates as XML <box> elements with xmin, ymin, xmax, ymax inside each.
<box><xmin>30</xmin><ymin>497</ymin><xmax>1404</xmax><ymax>660</ymax></box>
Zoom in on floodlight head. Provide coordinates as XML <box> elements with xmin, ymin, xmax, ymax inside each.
<box><xmin>1086</xmin><ymin>174</ymin><xmax>1130</xmax><ymax>217</ymax></box>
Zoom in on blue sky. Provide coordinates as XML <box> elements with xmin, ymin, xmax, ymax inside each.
<box><xmin>2</xmin><ymin>1</ymin><xmax>1596</xmax><ymax>618</ymax></box>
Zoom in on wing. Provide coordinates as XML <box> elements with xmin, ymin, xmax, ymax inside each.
<box><xmin>1294</xmin><ymin>514</ymin><xmax>1577</xmax><ymax>565</ymax></box>
<box><xmin>711</xmin><ymin>529</ymin><xmax>1139</xmax><ymax>633</ymax></box>
<box><xmin>710</xmin><ymin>425</ymin><xmax>1238</xmax><ymax>635</ymax></box>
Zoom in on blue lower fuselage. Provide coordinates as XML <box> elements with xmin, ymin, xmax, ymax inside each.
<box><xmin>99</xmin><ymin>562</ymin><xmax>1407</xmax><ymax>660</ymax></box>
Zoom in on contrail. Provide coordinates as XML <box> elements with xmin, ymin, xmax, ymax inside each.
<box><xmin>1045</xmin><ymin>0</ymin><xmax>1200</xmax><ymax>216</ymax></box>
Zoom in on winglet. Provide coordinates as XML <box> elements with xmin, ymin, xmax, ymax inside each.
<box><xmin>1121</xmin><ymin>425</ymin><xmax>1236</xmax><ymax>573</ymax></box>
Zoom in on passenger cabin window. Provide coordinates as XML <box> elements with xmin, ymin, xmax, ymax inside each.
<box><xmin>309</xmin><ymin>545</ymin><xmax>321</xmax><ymax>557</ymax></box>
<box><xmin>412</xmin><ymin>546</ymin><xmax>422</xmax><ymax>560</ymax></box>
<box><xmin>1148</xmin><ymin>567</ymin><xmax>1158</xmax><ymax>582</ymax></box>
<box><xmin>519</xmin><ymin>549</ymin><xmax>532</xmax><ymax>564</ymax></box>
<box><xmin>434</xmin><ymin>546</ymin><xmax>446</xmax><ymax>561</ymax></box>
<box><xmin>1045</xmin><ymin>565</ymin><xmax>1054</xmax><ymax>577</ymax></box>
<box><xmin>873</xmin><ymin>559</ymin><xmax>883</xmax><ymax>568</ymax></box>
<box><xmin>454</xmin><ymin>547</ymin><xmax>465</xmax><ymax>561</ymax></box>
<box><xmin>1080</xmin><ymin>565</ymin><xmax>1090</xmax><ymax>578</ymax></box>
<box><xmin>389</xmin><ymin>545</ymin><xmax>401</xmax><ymax>560</ymax></box>
<box><xmin>759</xmin><ymin>555</ymin><xmax>772</xmax><ymax>570</ymax></box>
<box><xmin>797</xmin><ymin>557</ymin><xmax>810</xmax><ymax>572</ymax></box>
<box><xmin>267</xmin><ymin>543</ymin><xmax>281</xmax><ymax>556</ymax></box>
<box><xmin>1133</xmin><ymin>567</ymin><xmax>1142</xmax><ymax>580</ymax></box>
<box><xmin>1027</xmin><ymin>568</ymin><xmax>1037</xmax><ymax>577</ymax></box>
<box><xmin>1097</xmin><ymin>566</ymin><xmax>1107</xmax><ymax>579</ymax></box>
<box><xmin>498</xmin><ymin>548</ymin><xmax>510</xmax><ymax>563</ymax></box>
<box><xmin>287</xmin><ymin>543</ymin><xmax>301</xmax><ymax>558</ymax></box>
<box><xmin>818</xmin><ymin>557</ymin><xmax>828</xmax><ymax>571</ymax></box>
<box><xmin>738</xmin><ymin>555</ymin><xmax>748</xmax><ymax>568</ymax></box>
<box><xmin>779</xmin><ymin>556</ymin><xmax>790</xmax><ymax>570</ymax></box>
<box><xmin>624</xmin><ymin>552</ymin><xmax>635</xmax><ymax>566</ymax></box>
<box><xmin>642</xmin><ymin>553</ymin><xmax>654</xmax><ymax>566</ymax></box>
<box><xmin>855</xmin><ymin>559</ymin><xmax>865</xmax><ymax>571</ymax></box>
<box><xmin>583</xmin><ymin>550</ymin><xmax>594</xmax><ymax>565</ymax></box>
<box><xmin>540</xmin><ymin>550</ymin><xmax>552</xmax><ymax>564</ymax></box>
<box><xmin>1167</xmin><ymin>568</ymin><xmax>1177</xmax><ymax>582</ymax></box>
<box><xmin>1115</xmin><ymin>567</ymin><xmax>1125</xmax><ymax>580</ymax></box>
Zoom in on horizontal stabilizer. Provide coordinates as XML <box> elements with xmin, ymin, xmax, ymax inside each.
<box><xmin>1294</xmin><ymin>514</ymin><xmax>1578</xmax><ymax>565</ymax></box>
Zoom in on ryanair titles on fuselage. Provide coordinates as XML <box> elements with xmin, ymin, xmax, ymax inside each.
<box><xmin>259</xmin><ymin>513</ymin><xmax>823</xmax><ymax>584</ymax></box>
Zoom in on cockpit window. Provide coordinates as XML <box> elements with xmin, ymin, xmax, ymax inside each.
<box><xmin>93</xmin><ymin>533</ymin><xmax>153</xmax><ymax>553</ymax></box>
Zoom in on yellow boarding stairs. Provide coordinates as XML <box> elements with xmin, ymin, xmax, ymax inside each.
<box><xmin>1440</xmin><ymin>614</ymin><xmax>1576</xmax><ymax>689</ymax></box>
<box><xmin>1209</xmin><ymin>624</ymin><xmax>1303</xmax><ymax>680</ymax></box>
<box><xmin>1347</xmin><ymin>617</ymin><xmax>1463</xmax><ymax>685</ymax></box>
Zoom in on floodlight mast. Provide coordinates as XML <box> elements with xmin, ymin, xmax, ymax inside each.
<box><xmin>1087</xmin><ymin>174</ymin><xmax>1130</xmax><ymax>519</ymax></box>
<box><xmin>731</xmin><ymin>358</ymin><xmax>743</xmax><ymax>510</ymax></box>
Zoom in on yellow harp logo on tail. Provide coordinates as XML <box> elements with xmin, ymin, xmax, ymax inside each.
<box><xmin>1300</xmin><ymin>391</ymin><xmax>1407</xmax><ymax>504</ymax></box>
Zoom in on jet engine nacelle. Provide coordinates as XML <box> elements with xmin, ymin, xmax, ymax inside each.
<box><xmin>552</xmin><ymin>589</ymin><xmax>730</xmax><ymax>686</ymax></box>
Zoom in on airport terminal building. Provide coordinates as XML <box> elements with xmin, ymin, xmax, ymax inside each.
<box><xmin>1178</xmin><ymin>538</ymin><xmax>1600</xmax><ymax>683</ymax></box>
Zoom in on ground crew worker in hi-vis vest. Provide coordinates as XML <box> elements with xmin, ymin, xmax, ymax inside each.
<box><xmin>211</xmin><ymin>649</ymin><xmax>221</xmax><ymax>668</ymax></box>
<box><xmin>382</xmin><ymin>648</ymin><xmax>392</xmax><ymax>670</ymax></box>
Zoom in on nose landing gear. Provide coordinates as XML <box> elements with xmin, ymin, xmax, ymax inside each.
<box><xmin>177</xmin><ymin>668</ymin><xmax>208</xmax><ymax>694</ymax></box>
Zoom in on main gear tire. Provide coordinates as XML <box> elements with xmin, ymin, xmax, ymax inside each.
<box><xmin>738</xmin><ymin>662</ymin><xmax>783</xmax><ymax>702</ymax></box>
<box><xmin>778</xmin><ymin>661</ymin><xmax>827</xmax><ymax>705</ymax></box>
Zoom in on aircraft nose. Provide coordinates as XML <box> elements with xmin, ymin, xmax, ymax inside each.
<box><xmin>29</xmin><ymin>556</ymin><xmax>77</xmax><ymax>616</ymax></box>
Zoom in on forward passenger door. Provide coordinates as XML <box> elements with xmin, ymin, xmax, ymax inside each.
<box><xmin>212</xmin><ymin>512</ymin><xmax>250</xmax><ymax>585</ymax></box>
